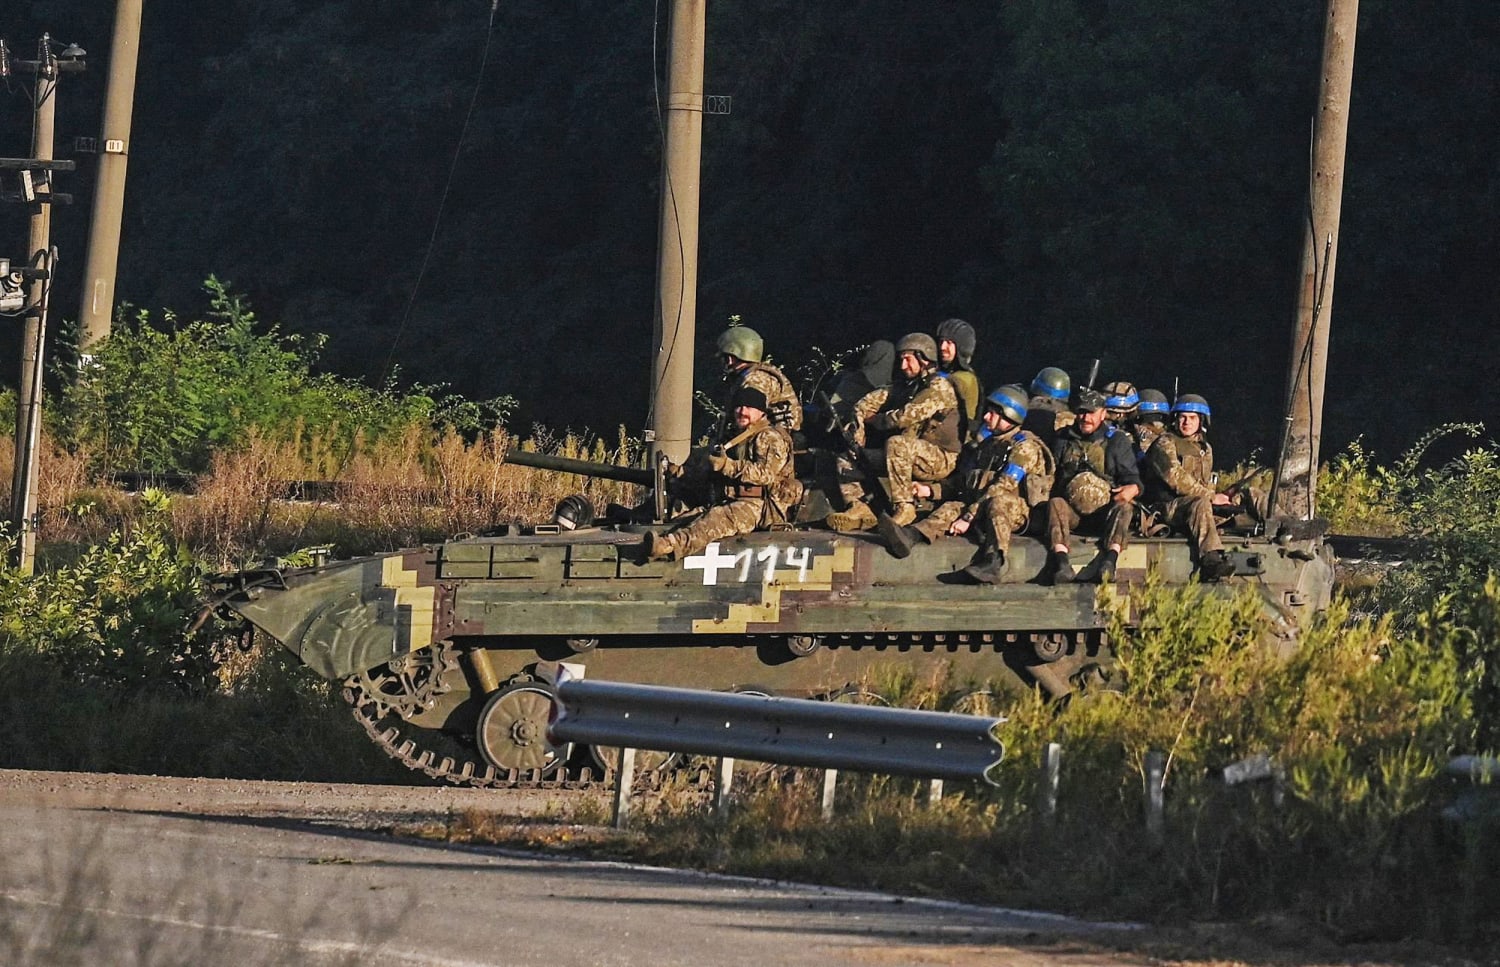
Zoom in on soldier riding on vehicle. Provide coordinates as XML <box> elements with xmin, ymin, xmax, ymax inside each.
<box><xmin>1045</xmin><ymin>385</ymin><xmax>1141</xmax><ymax>584</ymax></box>
<box><xmin>827</xmin><ymin>333</ymin><xmax>961</xmax><ymax>532</ymax></box>
<box><xmin>1142</xmin><ymin>393</ymin><xmax>1237</xmax><ymax>581</ymax></box>
<box><xmin>877</xmin><ymin>384</ymin><xmax>1054</xmax><ymax>584</ymax></box>
<box><xmin>647</xmin><ymin>385</ymin><xmax>803</xmax><ymax>561</ymax></box>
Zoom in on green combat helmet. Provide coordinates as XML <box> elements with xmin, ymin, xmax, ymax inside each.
<box><xmin>1030</xmin><ymin>366</ymin><xmax>1070</xmax><ymax>402</ymax></box>
<box><xmin>895</xmin><ymin>332</ymin><xmax>939</xmax><ymax>364</ymax></box>
<box><xmin>985</xmin><ymin>384</ymin><xmax>1029</xmax><ymax>426</ymax></box>
<box><xmin>1173</xmin><ymin>393</ymin><xmax>1212</xmax><ymax>428</ymax></box>
<box><xmin>716</xmin><ymin>326</ymin><xmax>764</xmax><ymax>364</ymax></box>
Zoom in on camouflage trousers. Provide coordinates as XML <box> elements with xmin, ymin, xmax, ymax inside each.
<box><xmin>916</xmin><ymin>491</ymin><xmax>1031</xmax><ymax>554</ymax></box>
<box><xmin>660</xmin><ymin>498</ymin><xmax>765</xmax><ymax>560</ymax></box>
<box><xmin>1046</xmin><ymin>496</ymin><xmax>1133</xmax><ymax>551</ymax></box>
<box><xmin>840</xmin><ymin>437</ymin><xmax>957</xmax><ymax>508</ymax></box>
<box><xmin>1157</xmin><ymin>495</ymin><xmax>1224</xmax><ymax>555</ymax></box>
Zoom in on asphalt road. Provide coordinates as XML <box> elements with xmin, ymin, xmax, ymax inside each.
<box><xmin>0</xmin><ymin>770</ymin><xmax>1140</xmax><ymax>967</ymax></box>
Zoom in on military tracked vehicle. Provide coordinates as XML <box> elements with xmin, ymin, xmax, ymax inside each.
<box><xmin>204</xmin><ymin>446</ymin><xmax>1335</xmax><ymax>788</ymax></box>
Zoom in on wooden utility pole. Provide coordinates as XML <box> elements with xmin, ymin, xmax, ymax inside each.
<box><xmin>648</xmin><ymin>0</ymin><xmax>707</xmax><ymax>466</ymax></box>
<box><xmin>1270</xmin><ymin>0</ymin><xmax>1359</xmax><ymax>522</ymax></box>
<box><xmin>78</xmin><ymin>0</ymin><xmax>144</xmax><ymax>359</ymax></box>
<box><xmin>11</xmin><ymin>37</ymin><xmax>59</xmax><ymax>574</ymax></box>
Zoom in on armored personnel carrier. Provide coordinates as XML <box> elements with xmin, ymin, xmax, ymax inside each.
<box><xmin>205</xmin><ymin>447</ymin><xmax>1335</xmax><ymax>787</ymax></box>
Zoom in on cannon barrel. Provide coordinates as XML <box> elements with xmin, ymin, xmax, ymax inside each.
<box><xmin>503</xmin><ymin>448</ymin><xmax>655</xmax><ymax>486</ymax></box>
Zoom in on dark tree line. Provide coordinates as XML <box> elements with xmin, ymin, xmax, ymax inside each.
<box><xmin>3</xmin><ymin>0</ymin><xmax>1497</xmax><ymax>462</ymax></box>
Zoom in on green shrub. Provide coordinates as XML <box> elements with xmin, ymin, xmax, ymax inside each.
<box><xmin>55</xmin><ymin>277</ymin><xmax>513</xmax><ymax>476</ymax></box>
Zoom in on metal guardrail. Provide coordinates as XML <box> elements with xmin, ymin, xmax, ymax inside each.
<box><xmin>550</xmin><ymin>678</ymin><xmax>1004</xmax><ymax>784</ymax></box>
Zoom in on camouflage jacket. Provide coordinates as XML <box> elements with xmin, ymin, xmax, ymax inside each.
<box><xmin>1132</xmin><ymin>422</ymin><xmax>1166</xmax><ymax>462</ymax></box>
<box><xmin>716</xmin><ymin>421</ymin><xmax>802</xmax><ymax>514</ymax></box>
<box><xmin>962</xmin><ymin>427</ymin><xmax>1054</xmax><ymax>517</ymax></box>
<box><xmin>1053</xmin><ymin>423</ymin><xmax>1142</xmax><ymax>490</ymax></box>
<box><xmin>738</xmin><ymin>362</ymin><xmax>803</xmax><ymax>431</ymax></box>
<box><xmin>1144</xmin><ymin>429</ymin><xmax>1215</xmax><ymax>504</ymax></box>
<box><xmin>853</xmin><ymin>371</ymin><xmax>962</xmax><ymax>454</ymax></box>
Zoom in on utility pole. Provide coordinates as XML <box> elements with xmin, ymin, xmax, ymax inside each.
<box><xmin>5</xmin><ymin>35</ymin><xmax>84</xmax><ymax>573</ymax></box>
<box><xmin>648</xmin><ymin>0</ymin><xmax>706</xmax><ymax>466</ymax></box>
<box><xmin>1270</xmin><ymin>0</ymin><xmax>1358</xmax><ymax>523</ymax></box>
<box><xmin>78</xmin><ymin>0</ymin><xmax>144</xmax><ymax>360</ymax></box>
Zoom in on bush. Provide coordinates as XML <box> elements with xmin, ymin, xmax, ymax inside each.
<box><xmin>55</xmin><ymin>277</ymin><xmax>513</xmax><ymax>476</ymax></box>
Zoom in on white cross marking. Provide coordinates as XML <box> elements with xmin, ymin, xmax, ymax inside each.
<box><xmin>683</xmin><ymin>542</ymin><xmax>740</xmax><ymax>586</ymax></box>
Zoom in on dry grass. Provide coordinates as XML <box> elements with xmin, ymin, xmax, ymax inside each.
<box><xmin>1</xmin><ymin>425</ymin><xmax>646</xmax><ymax>567</ymax></box>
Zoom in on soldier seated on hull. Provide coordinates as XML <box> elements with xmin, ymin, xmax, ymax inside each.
<box><xmin>1022</xmin><ymin>366</ymin><xmax>1074</xmax><ymax>449</ymax></box>
<box><xmin>714</xmin><ymin>324</ymin><xmax>802</xmax><ymax>433</ymax></box>
<box><xmin>1142</xmin><ymin>394</ymin><xmax>1237</xmax><ymax>581</ymax></box>
<box><xmin>826</xmin><ymin>333</ymin><xmax>962</xmax><ymax>533</ymax></box>
<box><xmin>1132</xmin><ymin>388</ymin><xmax>1171</xmax><ymax>461</ymax></box>
<box><xmin>877</xmin><ymin>385</ymin><xmax>1054</xmax><ymax>584</ymax></box>
<box><xmin>647</xmin><ymin>386</ymin><xmax>803</xmax><ymax>561</ymax></box>
<box><xmin>805</xmin><ymin>340</ymin><xmax>895</xmax><ymax>449</ymax></box>
<box><xmin>1044</xmin><ymin>386</ymin><xmax>1142</xmax><ymax>585</ymax></box>
<box><xmin>663</xmin><ymin>324</ymin><xmax>803</xmax><ymax>517</ymax></box>
<box><xmin>934</xmin><ymin>318</ymin><xmax>982</xmax><ymax>440</ymax></box>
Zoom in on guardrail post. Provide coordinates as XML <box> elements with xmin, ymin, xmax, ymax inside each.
<box><xmin>611</xmin><ymin>747</ymin><xmax>637</xmax><ymax>830</ymax></box>
<box><xmin>1144</xmin><ymin>749</ymin><xmax>1165</xmax><ymax>846</ymax></box>
<box><xmin>820</xmin><ymin>768</ymin><xmax>838</xmax><ymax>820</ymax></box>
<box><xmin>713</xmin><ymin>756</ymin><xmax>735</xmax><ymax>813</ymax></box>
<box><xmin>926</xmin><ymin>778</ymin><xmax>944</xmax><ymax>807</ymax></box>
<box><xmin>1038</xmin><ymin>742</ymin><xmax>1062</xmax><ymax>825</ymax></box>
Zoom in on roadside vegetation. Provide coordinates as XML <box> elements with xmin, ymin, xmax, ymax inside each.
<box><xmin>0</xmin><ymin>286</ymin><xmax>1497</xmax><ymax>945</ymax></box>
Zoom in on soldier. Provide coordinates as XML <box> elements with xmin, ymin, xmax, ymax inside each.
<box><xmin>1133</xmin><ymin>388</ymin><xmax>1171</xmax><ymax>459</ymax></box>
<box><xmin>806</xmin><ymin>340</ymin><xmax>896</xmax><ymax>448</ymax></box>
<box><xmin>827</xmin><ymin>333</ymin><xmax>961</xmax><ymax>532</ymax></box>
<box><xmin>647</xmin><ymin>386</ymin><xmax>803</xmax><ymax>561</ymax></box>
<box><xmin>1102</xmin><ymin>380</ymin><xmax>1139</xmax><ymax>429</ymax></box>
<box><xmin>1045</xmin><ymin>385</ymin><xmax>1142</xmax><ymax>584</ymax></box>
<box><xmin>826</xmin><ymin>340</ymin><xmax>895</xmax><ymax>421</ymax></box>
<box><xmin>878</xmin><ymin>385</ymin><xmax>1054</xmax><ymax>583</ymax></box>
<box><xmin>935</xmin><ymin>318</ymin><xmax>982</xmax><ymax>438</ymax></box>
<box><xmin>715</xmin><ymin>325</ymin><xmax>803</xmax><ymax>435</ymax></box>
<box><xmin>1022</xmin><ymin>366</ymin><xmax>1074</xmax><ymax>447</ymax></box>
<box><xmin>1142</xmin><ymin>394</ymin><xmax>1236</xmax><ymax>580</ymax></box>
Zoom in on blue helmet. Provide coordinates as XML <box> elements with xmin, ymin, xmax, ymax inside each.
<box><xmin>984</xmin><ymin>384</ymin><xmax>1029</xmax><ymax>426</ymax></box>
<box><xmin>1172</xmin><ymin>393</ymin><xmax>1211</xmax><ymax>428</ymax></box>
<box><xmin>1030</xmin><ymin>366</ymin><xmax>1070</xmax><ymax>401</ymax></box>
<box><xmin>1138</xmin><ymin>388</ymin><xmax>1170</xmax><ymax>421</ymax></box>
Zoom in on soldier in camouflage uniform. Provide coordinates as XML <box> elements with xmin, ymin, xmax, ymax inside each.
<box><xmin>647</xmin><ymin>386</ymin><xmax>803</xmax><ymax>561</ymax></box>
<box><xmin>1022</xmin><ymin>366</ymin><xmax>1074</xmax><ymax>449</ymax></box>
<box><xmin>1142</xmin><ymin>394</ymin><xmax>1236</xmax><ymax>580</ymax></box>
<box><xmin>1045</xmin><ymin>386</ymin><xmax>1142</xmax><ymax>584</ymax></box>
<box><xmin>935</xmin><ymin>318</ymin><xmax>982</xmax><ymax>440</ymax></box>
<box><xmin>665</xmin><ymin>325</ymin><xmax>803</xmax><ymax>516</ymax></box>
<box><xmin>1133</xmin><ymin>388</ymin><xmax>1170</xmax><ymax>461</ymax></box>
<box><xmin>715</xmin><ymin>324</ymin><xmax>803</xmax><ymax>435</ymax></box>
<box><xmin>828</xmin><ymin>333</ymin><xmax>961</xmax><ymax>532</ymax></box>
<box><xmin>878</xmin><ymin>385</ymin><xmax>1054</xmax><ymax>584</ymax></box>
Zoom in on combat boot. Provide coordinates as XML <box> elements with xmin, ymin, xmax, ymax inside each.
<box><xmin>887</xmin><ymin>502</ymin><xmax>918</xmax><ymax>527</ymax></box>
<box><xmin>962</xmin><ymin>549</ymin><xmax>1007</xmax><ymax>584</ymax></box>
<box><xmin>1075</xmin><ymin>549</ymin><xmax>1119</xmax><ymax>584</ymax></box>
<box><xmin>826</xmin><ymin>500</ymin><xmax>878</xmax><ymax>533</ymax></box>
<box><xmin>875</xmin><ymin>512</ymin><xmax>926</xmax><ymax>559</ymax></box>
<box><xmin>1198</xmin><ymin>550</ymin><xmax>1236</xmax><ymax>581</ymax></box>
<box><xmin>644</xmin><ymin>532</ymin><xmax>675</xmax><ymax>561</ymax></box>
<box><xmin>1048</xmin><ymin>550</ymin><xmax>1076</xmax><ymax>585</ymax></box>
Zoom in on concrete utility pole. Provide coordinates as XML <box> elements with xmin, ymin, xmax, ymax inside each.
<box><xmin>11</xmin><ymin>37</ymin><xmax>59</xmax><ymax>575</ymax></box>
<box><xmin>1271</xmin><ymin>0</ymin><xmax>1358</xmax><ymax>522</ymax></box>
<box><xmin>648</xmin><ymin>0</ymin><xmax>707</xmax><ymax>466</ymax></box>
<box><xmin>78</xmin><ymin>0</ymin><xmax>144</xmax><ymax>359</ymax></box>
